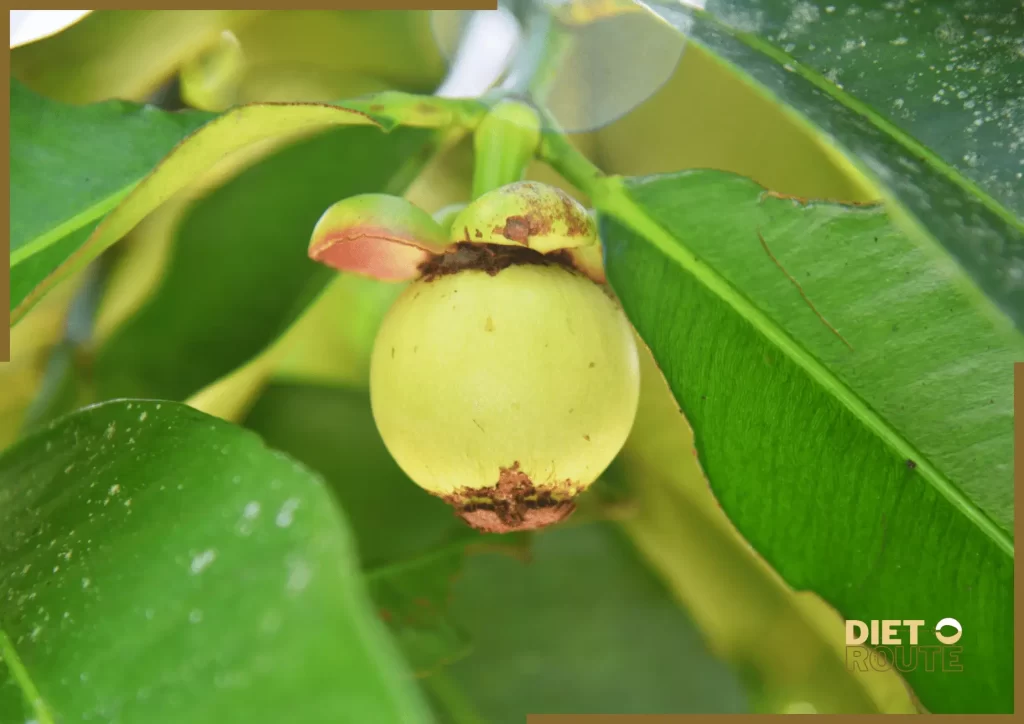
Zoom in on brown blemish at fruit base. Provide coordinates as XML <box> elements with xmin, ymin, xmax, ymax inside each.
<box><xmin>442</xmin><ymin>462</ymin><xmax>578</xmax><ymax>534</ymax></box>
<box><xmin>419</xmin><ymin>242</ymin><xmax>577</xmax><ymax>281</ymax></box>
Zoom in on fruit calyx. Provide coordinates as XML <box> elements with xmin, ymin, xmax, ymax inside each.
<box><xmin>308</xmin><ymin>193</ymin><xmax>452</xmax><ymax>281</ymax></box>
<box><xmin>450</xmin><ymin>181</ymin><xmax>596</xmax><ymax>251</ymax></box>
<box><xmin>309</xmin><ymin>182</ymin><xmax>607</xmax><ymax>284</ymax></box>
<box><xmin>442</xmin><ymin>463</ymin><xmax>580</xmax><ymax>534</ymax></box>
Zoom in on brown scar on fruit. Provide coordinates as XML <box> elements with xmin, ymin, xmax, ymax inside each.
<box><xmin>442</xmin><ymin>462</ymin><xmax>578</xmax><ymax>533</ymax></box>
<box><xmin>494</xmin><ymin>213</ymin><xmax>552</xmax><ymax>245</ymax></box>
<box><xmin>561</xmin><ymin>195</ymin><xmax>591</xmax><ymax>236</ymax></box>
<box><xmin>486</xmin><ymin>184</ymin><xmax>591</xmax><ymax>246</ymax></box>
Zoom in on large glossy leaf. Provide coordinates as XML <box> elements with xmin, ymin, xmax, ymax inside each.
<box><xmin>92</xmin><ymin>125</ymin><xmax>434</xmax><ymax>402</ymax></box>
<box><xmin>10</xmin><ymin>79</ymin><xmax>483</xmax><ymax>324</ymax></box>
<box><xmin>645</xmin><ymin>0</ymin><xmax>1024</xmax><ymax>329</ymax></box>
<box><xmin>598</xmin><ymin>170</ymin><xmax>1017</xmax><ymax>713</ymax></box>
<box><xmin>695</xmin><ymin>0</ymin><xmax>1024</xmax><ymax>216</ymax></box>
<box><xmin>426</xmin><ymin>522</ymin><xmax>749</xmax><ymax>721</ymax></box>
<box><xmin>0</xmin><ymin>400</ymin><xmax>431</xmax><ymax>723</ymax></box>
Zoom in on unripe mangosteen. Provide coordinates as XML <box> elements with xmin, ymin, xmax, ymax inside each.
<box><xmin>309</xmin><ymin>182</ymin><xmax>640</xmax><ymax>532</ymax></box>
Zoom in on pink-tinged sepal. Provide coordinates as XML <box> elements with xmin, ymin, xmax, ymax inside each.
<box><xmin>308</xmin><ymin>194</ymin><xmax>452</xmax><ymax>281</ymax></box>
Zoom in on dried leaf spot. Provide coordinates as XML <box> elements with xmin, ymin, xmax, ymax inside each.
<box><xmin>484</xmin><ymin>316</ymin><xmax>495</xmax><ymax>332</ymax></box>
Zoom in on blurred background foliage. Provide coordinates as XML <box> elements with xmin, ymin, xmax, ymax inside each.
<box><xmin>7</xmin><ymin>8</ymin><xmax>917</xmax><ymax>718</ymax></box>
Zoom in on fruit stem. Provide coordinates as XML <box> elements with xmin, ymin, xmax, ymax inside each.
<box><xmin>536</xmin><ymin>104</ymin><xmax>609</xmax><ymax>202</ymax></box>
<box><xmin>469</xmin><ymin>1</ymin><xmax>573</xmax><ymax>199</ymax></box>
<box><xmin>471</xmin><ymin>99</ymin><xmax>542</xmax><ymax>199</ymax></box>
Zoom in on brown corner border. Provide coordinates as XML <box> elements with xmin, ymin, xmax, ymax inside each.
<box><xmin>2</xmin><ymin>9</ymin><xmax>10</xmax><ymax>360</ymax></box>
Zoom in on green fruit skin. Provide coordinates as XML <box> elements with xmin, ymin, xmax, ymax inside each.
<box><xmin>370</xmin><ymin>264</ymin><xmax>640</xmax><ymax>497</ymax></box>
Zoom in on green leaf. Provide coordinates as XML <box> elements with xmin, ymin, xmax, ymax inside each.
<box><xmin>598</xmin><ymin>170</ymin><xmax>1017</xmax><ymax>713</ymax></box>
<box><xmin>427</xmin><ymin>522</ymin><xmax>749</xmax><ymax>721</ymax></box>
<box><xmin>11</xmin><ymin>11</ymin><xmax>264</xmax><ymax>103</ymax></box>
<box><xmin>646</xmin><ymin>0</ymin><xmax>1024</xmax><ymax>328</ymax></box>
<box><xmin>10</xmin><ymin>79</ymin><xmax>213</xmax><ymax>307</ymax></box>
<box><xmin>11</xmin><ymin>10</ymin><xmax>446</xmax><ymax>106</ymax></box>
<box><xmin>0</xmin><ymin>400</ymin><xmax>432</xmax><ymax>723</ymax></box>
<box><xmin>10</xmin><ymin>79</ymin><xmax>483</xmax><ymax>324</ymax></box>
<box><xmin>610</xmin><ymin>345</ymin><xmax>917</xmax><ymax>713</ymax></box>
<box><xmin>243</xmin><ymin>384</ymin><xmax>481</xmax><ymax>675</ymax></box>
<box><xmin>244</xmin><ymin>384</ymin><xmax>473</xmax><ymax>567</ymax></box>
<box><xmin>92</xmin><ymin>125</ymin><xmax>434</xmax><ymax>402</ymax></box>
<box><xmin>367</xmin><ymin>546</ymin><xmax>472</xmax><ymax>677</ymax></box>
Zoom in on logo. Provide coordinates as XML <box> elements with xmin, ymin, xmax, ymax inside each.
<box><xmin>845</xmin><ymin>618</ymin><xmax>963</xmax><ymax>672</ymax></box>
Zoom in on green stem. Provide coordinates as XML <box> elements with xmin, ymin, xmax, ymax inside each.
<box><xmin>536</xmin><ymin>105</ymin><xmax>609</xmax><ymax>201</ymax></box>
<box><xmin>470</xmin><ymin>99</ymin><xmax>542</xmax><ymax>199</ymax></box>
<box><xmin>469</xmin><ymin>1</ymin><xmax>574</xmax><ymax>198</ymax></box>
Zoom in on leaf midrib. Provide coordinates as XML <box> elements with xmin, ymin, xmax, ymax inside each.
<box><xmin>10</xmin><ymin>187</ymin><xmax>133</xmax><ymax>266</ymax></box>
<box><xmin>596</xmin><ymin>175</ymin><xmax>1013</xmax><ymax>559</ymax></box>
